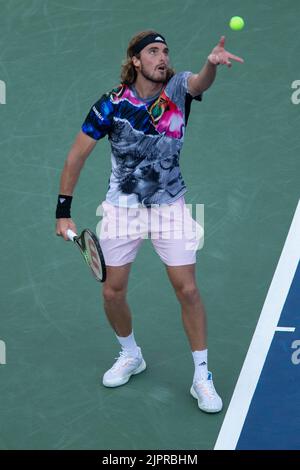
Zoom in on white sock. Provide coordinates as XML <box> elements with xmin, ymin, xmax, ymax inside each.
<box><xmin>116</xmin><ymin>331</ymin><xmax>140</xmax><ymax>356</ymax></box>
<box><xmin>192</xmin><ymin>349</ymin><xmax>208</xmax><ymax>381</ymax></box>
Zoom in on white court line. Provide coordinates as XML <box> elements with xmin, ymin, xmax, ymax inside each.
<box><xmin>214</xmin><ymin>200</ymin><xmax>300</xmax><ymax>450</ymax></box>
<box><xmin>275</xmin><ymin>327</ymin><xmax>295</xmax><ymax>332</ymax></box>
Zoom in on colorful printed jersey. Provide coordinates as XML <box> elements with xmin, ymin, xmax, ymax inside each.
<box><xmin>81</xmin><ymin>71</ymin><xmax>201</xmax><ymax>207</ymax></box>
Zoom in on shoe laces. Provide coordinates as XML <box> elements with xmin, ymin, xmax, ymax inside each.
<box><xmin>115</xmin><ymin>349</ymin><xmax>131</xmax><ymax>359</ymax></box>
<box><xmin>194</xmin><ymin>377</ymin><xmax>216</xmax><ymax>399</ymax></box>
<box><xmin>112</xmin><ymin>350</ymin><xmax>136</xmax><ymax>370</ymax></box>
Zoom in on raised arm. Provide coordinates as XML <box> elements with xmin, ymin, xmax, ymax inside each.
<box><xmin>188</xmin><ymin>36</ymin><xmax>244</xmax><ymax>96</ymax></box>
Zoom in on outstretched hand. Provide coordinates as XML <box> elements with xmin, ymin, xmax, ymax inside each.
<box><xmin>208</xmin><ymin>36</ymin><xmax>244</xmax><ymax>67</ymax></box>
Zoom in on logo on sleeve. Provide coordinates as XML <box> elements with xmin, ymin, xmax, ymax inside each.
<box><xmin>92</xmin><ymin>106</ymin><xmax>103</xmax><ymax>120</ymax></box>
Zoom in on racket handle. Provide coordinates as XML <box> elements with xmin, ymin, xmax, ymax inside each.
<box><xmin>67</xmin><ymin>229</ymin><xmax>77</xmax><ymax>241</ymax></box>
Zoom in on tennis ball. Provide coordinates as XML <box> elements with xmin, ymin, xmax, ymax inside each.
<box><xmin>229</xmin><ymin>16</ymin><xmax>245</xmax><ymax>31</ymax></box>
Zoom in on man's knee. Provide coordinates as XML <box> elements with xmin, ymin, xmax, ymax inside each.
<box><xmin>102</xmin><ymin>284</ymin><xmax>127</xmax><ymax>303</ymax></box>
<box><xmin>175</xmin><ymin>284</ymin><xmax>199</xmax><ymax>304</ymax></box>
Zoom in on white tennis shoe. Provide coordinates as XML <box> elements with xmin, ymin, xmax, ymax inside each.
<box><xmin>190</xmin><ymin>371</ymin><xmax>223</xmax><ymax>413</ymax></box>
<box><xmin>102</xmin><ymin>347</ymin><xmax>146</xmax><ymax>387</ymax></box>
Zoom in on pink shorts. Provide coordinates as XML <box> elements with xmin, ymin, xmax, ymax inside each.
<box><xmin>98</xmin><ymin>196</ymin><xmax>203</xmax><ymax>267</ymax></box>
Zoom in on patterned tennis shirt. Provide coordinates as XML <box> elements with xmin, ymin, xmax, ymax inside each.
<box><xmin>82</xmin><ymin>71</ymin><xmax>201</xmax><ymax>207</ymax></box>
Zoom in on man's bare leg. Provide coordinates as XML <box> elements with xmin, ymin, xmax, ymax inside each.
<box><xmin>101</xmin><ymin>263</ymin><xmax>133</xmax><ymax>337</ymax></box>
<box><xmin>165</xmin><ymin>264</ymin><xmax>207</xmax><ymax>351</ymax></box>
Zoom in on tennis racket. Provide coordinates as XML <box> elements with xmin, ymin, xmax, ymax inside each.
<box><xmin>67</xmin><ymin>229</ymin><xmax>106</xmax><ymax>282</ymax></box>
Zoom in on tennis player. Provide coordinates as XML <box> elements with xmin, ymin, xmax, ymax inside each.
<box><xmin>56</xmin><ymin>31</ymin><xmax>243</xmax><ymax>413</ymax></box>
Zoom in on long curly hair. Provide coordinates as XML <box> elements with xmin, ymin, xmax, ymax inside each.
<box><xmin>120</xmin><ymin>30</ymin><xmax>175</xmax><ymax>85</ymax></box>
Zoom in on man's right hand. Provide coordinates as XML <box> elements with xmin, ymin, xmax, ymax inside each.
<box><xmin>56</xmin><ymin>218</ymin><xmax>78</xmax><ymax>241</ymax></box>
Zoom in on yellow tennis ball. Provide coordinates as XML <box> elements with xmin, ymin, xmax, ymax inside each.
<box><xmin>229</xmin><ymin>16</ymin><xmax>245</xmax><ymax>31</ymax></box>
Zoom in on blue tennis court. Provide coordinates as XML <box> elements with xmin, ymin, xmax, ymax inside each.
<box><xmin>0</xmin><ymin>0</ymin><xmax>300</xmax><ymax>451</ymax></box>
<box><xmin>215</xmin><ymin>201</ymin><xmax>300</xmax><ymax>450</ymax></box>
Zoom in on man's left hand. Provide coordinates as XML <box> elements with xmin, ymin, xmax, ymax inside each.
<box><xmin>208</xmin><ymin>36</ymin><xmax>244</xmax><ymax>67</ymax></box>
